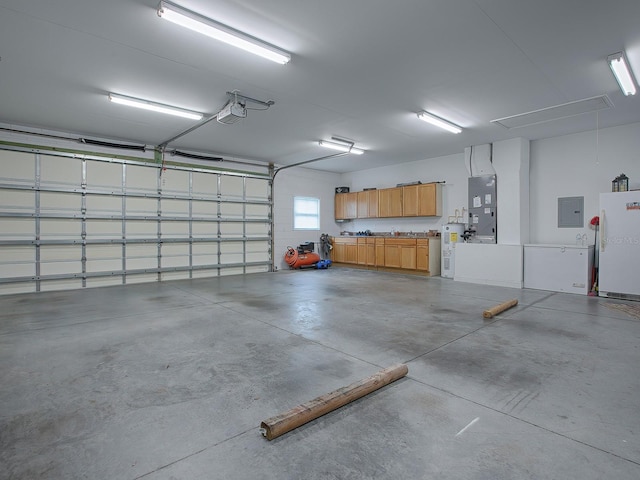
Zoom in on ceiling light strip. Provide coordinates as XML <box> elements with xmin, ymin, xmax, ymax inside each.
<box><xmin>417</xmin><ymin>111</ymin><xmax>462</xmax><ymax>134</ymax></box>
<box><xmin>157</xmin><ymin>1</ymin><xmax>291</xmax><ymax>65</ymax></box>
<box><xmin>608</xmin><ymin>51</ymin><xmax>637</xmax><ymax>96</ymax></box>
<box><xmin>108</xmin><ymin>93</ymin><xmax>204</xmax><ymax>120</ymax></box>
<box><xmin>318</xmin><ymin>140</ymin><xmax>364</xmax><ymax>155</ymax></box>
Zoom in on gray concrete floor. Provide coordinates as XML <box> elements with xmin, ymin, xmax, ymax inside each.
<box><xmin>1</xmin><ymin>269</ymin><xmax>640</xmax><ymax>479</ymax></box>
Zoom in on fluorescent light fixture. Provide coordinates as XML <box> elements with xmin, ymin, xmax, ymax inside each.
<box><xmin>157</xmin><ymin>1</ymin><xmax>291</xmax><ymax>65</ymax></box>
<box><xmin>318</xmin><ymin>140</ymin><xmax>364</xmax><ymax>155</ymax></box>
<box><xmin>417</xmin><ymin>111</ymin><xmax>462</xmax><ymax>134</ymax></box>
<box><xmin>608</xmin><ymin>51</ymin><xmax>637</xmax><ymax>96</ymax></box>
<box><xmin>108</xmin><ymin>93</ymin><xmax>203</xmax><ymax>120</ymax></box>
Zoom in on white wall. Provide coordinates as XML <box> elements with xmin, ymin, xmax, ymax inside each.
<box><xmin>530</xmin><ymin>121</ymin><xmax>640</xmax><ymax>245</ymax></box>
<box><xmin>273</xmin><ymin>167</ymin><xmax>342</xmax><ymax>270</ymax></box>
<box><xmin>493</xmin><ymin>138</ymin><xmax>530</xmax><ymax>245</ymax></box>
<box><xmin>340</xmin><ymin>153</ymin><xmax>469</xmax><ymax>233</ymax></box>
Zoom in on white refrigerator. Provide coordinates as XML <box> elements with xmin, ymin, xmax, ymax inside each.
<box><xmin>599</xmin><ymin>191</ymin><xmax>640</xmax><ymax>299</ymax></box>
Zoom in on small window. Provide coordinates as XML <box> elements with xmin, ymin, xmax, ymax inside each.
<box><xmin>294</xmin><ymin>196</ymin><xmax>320</xmax><ymax>230</ymax></box>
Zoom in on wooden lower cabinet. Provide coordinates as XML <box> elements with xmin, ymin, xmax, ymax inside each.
<box><xmin>332</xmin><ymin>236</ymin><xmax>440</xmax><ymax>275</ymax></box>
<box><xmin>354</xmin><ymin>238</ymin><xmax>376</xmax><ymax>265</ymax></box>
<box><xmin>332</xmin><ymin>237</ymin><xmax>358</xmax><ymax>264</ymax></box>
<box><xmin>357</xmin><ymin>238</ymin><xmax>367</xmax><ymax>265</ymax></box>
<box><xmin>384</xmin><ymin>238</ymin><xmax>416</xmax><ymax>269</ymax></box>
<box><xmin>345</xmin><ymin>243</ymin><xmax>358</xmax><ymax>264</ymax></box>
<box><xmin>375</xmin><ymin>238</ymin><xmax>385</xmax><ymax>266</ymax></box>
<box><xmin>416</xmin><ymin>239</ymin><xmax>429</xmax><ymax>271</ymax></box>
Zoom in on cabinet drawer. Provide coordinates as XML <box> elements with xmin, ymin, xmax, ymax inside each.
<box><xmin>384</xmin><ymin>238</ymin><xmax>416</xmax><ymax>246</ymax></box>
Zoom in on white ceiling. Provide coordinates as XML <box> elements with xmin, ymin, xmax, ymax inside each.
<box><xmin>1</xmin><ymin>0</ymin><xmax>639</xmax><ymax>173</ymax></box>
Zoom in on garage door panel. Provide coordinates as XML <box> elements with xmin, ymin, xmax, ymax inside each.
<box><xmin>40</xmin><ymin>155</ymin><xmax>81</xmax><ymax>186</ymax></box>
<box><xmin>2</xmin><ymin>191</ymin><xmax>34</xmax><ymax>213</ymax></box>
<box><xmin>0</xmin><ymin>218</ymin><xmax>34</xmax><ymax>239</ymax></box>
<box><xmin>162</xmin><ymin>244</ymin><xmax>190</xmax><ymax>268</ymax></box>
<box><xmin>86</xmin><ymin>245</ymin><xmax>122</xmax><ymax>272</ymax></box>
<box><xmin>246</xmin><ymin>204</ymin><xmax>269</xmax><ymax>218</ymax></box>
<box><xmin>126</xmin><ymin>197</ymin><xmax>157</xmax><ymax>214</ymax></box>
<box><xmin>40</xmin><ymin>245</ymin><xmax>81</xmax><ymax>276</ymax></box>
<box><xmin>40</xmin><ymin>279</ymin><xmax>82</xmax><ymax>292</ymax></box>
<box><xmin>126</xmin><ymin>221</ymin><xmax>157</xmax><ymax>238</ymax></box>
<box><xmin>246</xmin><ymin>178</ymin><xmax>268</xmax><ymax>199</ymax></box>
<box><xmin>162</xmin><ymin>199</ymin><xmax>189</xmax><ymax>216</ymax></box>
<box><xmin>0</xmin><ymin>150</ymin><xmax>35</xmax><ymax>181</ymax></box>
<box><xmin>192</xmin><ymin>201</ymin><xmax>216</xmax><ymax>217</ymax></box>
<box><xmin>87</xmin><ymin>162</ymin><xmax>123</xmax><ymax>189</ymax></box>
<box><xmin>40</xmin><ymin>219</ymin><xmax>81</xmax><ymax>239</ymax></box>
<box><xmin>192</xmin><ymin>223</ymin><xmax>217</xmax><ymax>236</ymax></box>
<box><xmin>0</xmin><ymin>259</ymin><xmax>35</xmax><ymax>278</ymax></box>
<box><xmin>220</xmin><ymin>176</ymin><xmax>243</xmax><ymax>197</ymax></box>
<box><xmin>161</xmin><ymin>170</ymin><xmax>189</xmax><ymax>194</ymax></box>
<box><xmin>0</xmin><ymin>149</ymin><xmax>271</xmax><ymax>294</ymax></box>
<box><xmin>86</xmin><ymin>220</ymin><xmax>121</xmax><ymax>239</ymax></box>
<box><xmin>40</xmin><ymin>192</ymin><xmax>79</xmax><ymax>212</ymax></box>
<box><xmin>220</xmin><ymin>223</ymin><xmax>243</xmax><ymax>237</ymax></box>
<box><xmin>220</xmin><ymin>203</ymin><xmax>243</xmax><ymax>217</ymax></box>
<box><xmin>245</xmin><ymin>223</ymin><xmax>269</xmax><ymax>236</ymax></box>
<box><xmin>126</xmin><ymin>165</ymin><xmax>157</xmax><ymax>192</ymax></box>
<box><xmin>86</xmin><ymin>277</ymin><xmax>123</xmax><ymax>288</ymax></box>
<box><xmin>193</xmin><ymin>172</ymin><xmax>218</xmax><ymax>196</ymax></box>
<box><xmin>220</xmin><ymin>242</ymin><xmax>243</xmax><ymax>264</ymax></box>
<box><xmin>86</xmin><ymin>194</ymin><xmax>121</xmax><ymax>214</ymax></box>
<box><xmin>125</xmin><ymin>273</ymin><xmax>159</xmax><ymax>284</ymax></box>
<box><xmin>162</xmin><ymin>222</ymin><xmax>189</xmax><ymax>237</ymax></box>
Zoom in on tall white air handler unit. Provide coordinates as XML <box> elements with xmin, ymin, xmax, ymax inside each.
<box><xmin>441</xmin><ymin>223</ymin><xmax>465</xmax><ymax>278</ymax></box>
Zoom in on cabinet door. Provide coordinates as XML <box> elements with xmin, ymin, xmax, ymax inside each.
<box><xmin>345</xmin><ymin>243</ymin><xmax>358</xmax><ymax>264</ymax></box>
<box><xmin>378</xmin><ymin>189</ymin><xmax>391</xmax><ymax>218</ymax></box>
<box><xmin>367</xmin><ymin>190</ymin><xmax>378</xmax><ymax>218</ymax></box>
<box><xmin>416</xmin><ymin>241</ymin><xmax>429</xmax><ymax>271</ymax></box>
<box><xmin>366</xmin><ymin>243</ymin><xmax>376</xmax><ymax>265</ymax></box>
<box><xmin>400</xmin><ymin>245</ymin><xmax>417</xmax><ymax>269</ymax></box>
<box><xmin>344</xmin><ymin>192</ymin><xmax>358</xmax><ymax>219</ymax></box>
<box><xmin>357</xmin><ymin>191</ymin><xmax>369</xmax><ymax>218</ymax></box>
<box><xmin>384</xmin><ymin>245</ymin><xmax>401</xmax><ymax>268</ymax></box>
<box><xmin>335</xmin><ymin>194</ymin><xmax>346</xmax><ymax>220</ymax></box>
<box><xmin>417</xmin><ymin>183</ymin><xmax>442</xmax><ymax>216</ymax></box>
<box><xmin>332</xmin><ymin>242</ymin><xmax>345</xmax><ymax>263</ymax></box>
<box><xmin>375</xmin><ymin>240</ymin><xmax>385</xmax><ymax>266</ymax></box>
<box><xmin>402</xmin><ymin>185</ymin><xmax>419</xmax><ymax>216</ymax></box>
<box><xmin>357</xmin><ymin>240</ymin><xmax>367</xmax><ymax>265</ymax></box>
<box><xmin>378</xmin><ymin>188</ymin><xmax>403</xmax><ymax>217</ymax></box>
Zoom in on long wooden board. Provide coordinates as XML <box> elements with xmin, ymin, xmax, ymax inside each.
<box><xmin>483</xmin><ymin>299</ymin><xmax>518</xmax><ymax>318</ymax></box>
<box><xmin>260</xmin><ymin>363</ymin><xmax>408</xmax><ymax>440</ymax></box>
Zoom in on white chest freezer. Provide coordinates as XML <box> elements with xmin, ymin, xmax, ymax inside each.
<box><xmin>524</xmin><ymin>244</ymin><xmax>593</xmax><ymax>295</ymax></box>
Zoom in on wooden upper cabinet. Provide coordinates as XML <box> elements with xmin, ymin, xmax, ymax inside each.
<box><xmin>378</xmin><ymin>187</ymin><xmax>403</xmax><ymax>218</ymax></box>
<box><xmin>357</xmin><ymin>190</ymin><xmax>379</xmax><ymax>218</ymax></box>
<box><xmin>335</xmin><ymin>192</ymin><xmax>358</xmax><ymax>220</ymax></box>
<box><xmin>344</xmin><ymin>192</ymin><xmax>358</xmax><ymax>219</ymax></box>
<box><xmin>338</xmin><ymin>183</ymin><xmax>439</xmax><ymax>220</ymax></box>
<box><xmin>417</xmin><ymin>183</ymin><xmax>442</xmax><ymax>217</ymax></box>
<box><xmin>402</xmin><ymin>185</ymin><xmax>419</xmax><ymax>216</ymax></box>
<box><xmin>402</xmin><ymin>183</ymin><xmax>442</xmax><ymax>217</ymax></box>
<box><xmin>335</xmin><ymin>193</ymin><xmax>346</xmax><ymax>220</ymax></box>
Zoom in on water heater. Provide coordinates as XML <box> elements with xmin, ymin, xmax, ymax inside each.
<box><xmin>441</xmin><ymin>223</ymin><xmax>465</xmax><ymax>278</ymax></box>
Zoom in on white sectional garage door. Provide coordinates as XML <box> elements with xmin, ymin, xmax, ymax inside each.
<box><xmin>0</xmin><ymin>148</ymin><xmax>271</xmax><ymax>294</ymax></box>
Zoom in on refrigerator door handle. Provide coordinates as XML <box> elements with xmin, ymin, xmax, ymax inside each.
<box><xmin>600</xmin><ymin>209</ymin><xmax>605</xmax><ymax>252</ymax></box>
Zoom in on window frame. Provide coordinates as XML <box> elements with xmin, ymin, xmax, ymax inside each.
<box><xmin>293</xmin><ymin>196</ymin><xmax>320</xmax><ymax>230</ymax></box>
